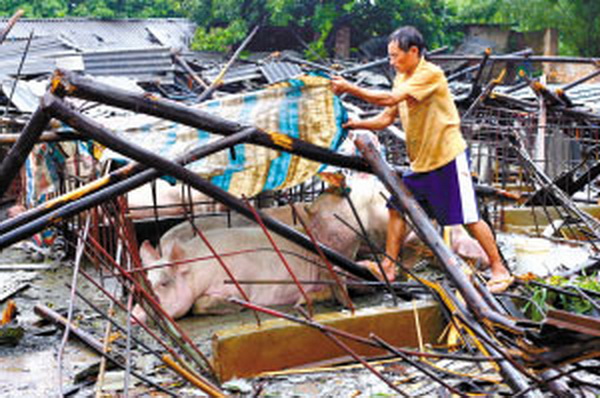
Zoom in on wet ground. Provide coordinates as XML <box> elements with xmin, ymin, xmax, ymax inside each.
<box><xmin>0</xmin><ymin>234</ymin><xmax>597</xmax><ymax>397</ymax></box>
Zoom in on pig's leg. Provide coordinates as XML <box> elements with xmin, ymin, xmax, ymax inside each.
<box><xmin>192</xmin><ymin>295</ymin><xmax>241</xmax><ymax>315</ymax></box>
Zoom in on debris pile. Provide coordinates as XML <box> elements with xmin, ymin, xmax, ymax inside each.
<box><xmin>1</xmin><ymin>15</ymin><xmax>600</xmax><ymax>397</ymax></box>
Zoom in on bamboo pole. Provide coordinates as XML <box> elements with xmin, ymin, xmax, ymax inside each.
<box><xmin>0</xmin><ymin>132</ymin><xmax>81</xmax><ymax>144</ymax></box>
<box><xmin>50</xmin><ymin>69</ymin><xmax>370</xmax><ymax>173</ymax></box>
<box><xmin>172</xmin><ymin>50</ymin><xmax>209</xmax><ymax>89</ymax></box>
<box><xmin>0</xmin><ymin>128</ymin><xmax>255</xmax><ymax>239</ymax></box>
<box><xmin>354</xmin><ymin>134</ymin><xmax>546</xmax><ymax>396</ymax></box>
<box><xmin>467</xmin><ymin>48</ymin><xmax>491</xmax><ymax>101</ymax></box>
<box><xmin>41</xmin><ymin>93</ymin><xmax>375</xmax><ymax>281</ymax></box>
<box><xmin>197</xmin><ymin>24</ymin><xmax>260</xmax><ymax>102</ymax></box>
<box><xmin>429</xmin><ymin>54</ymin><xmax>598</xmax><ymax>64</ymax></box>
<box><xmin>353</xmin><ymin>134</ymin><xmax>519</xmax><ymax>331</ymax></box>
<box><xmin>0</xmin><ymin>9</ymin><xmax>24</xmax><ymax>45</ymax></box>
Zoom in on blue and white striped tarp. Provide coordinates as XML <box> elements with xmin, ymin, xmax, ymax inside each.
<box><xmin>101</xmin><ymin>73</ymin><xmax>348</xmax><ymax>197</ymax></box>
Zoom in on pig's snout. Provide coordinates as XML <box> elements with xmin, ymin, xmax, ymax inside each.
<box><xmin>131</xmin><ymin>304</ymin><xmax>147</xmax><ymax>325</ymax></box>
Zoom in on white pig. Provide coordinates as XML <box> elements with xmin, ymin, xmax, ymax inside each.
<box><xmin>133</xmin><ymin>173</ymin><xmax>489</xmax><ymax>322</ymax></box>
<box><xmin>134</xmin><ymin>227</ymin><xmax>331</xmax><ymax>321</ymax></box>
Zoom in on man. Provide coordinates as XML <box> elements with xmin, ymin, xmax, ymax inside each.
<box><xmin>331</xmin><ymin>26</ymin><xmax>512</xmax><ymax>293</ymax></box>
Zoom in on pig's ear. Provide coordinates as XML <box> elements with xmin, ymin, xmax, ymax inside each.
<box><xmin>318</xmin><ymin>171</ymin><xmax>346</xmax><ymax>189</ymax></box>
<box><xmin>169</xmin><ymin>243</ymin><xmax>190</xmax><ymax>275</ymax></box>
<box><xmin>139</xmin><ymin>240</ymin><xmax>160</xmax><ymax>264</ymax></box>
<box><xmin>169</xmin><ymin>242</ymin><xmax>186</xmax><ymax>261</ymax></box>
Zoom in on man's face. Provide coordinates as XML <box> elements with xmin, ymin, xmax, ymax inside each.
<box><xmin>388</xmin><ymin>41</ymin><xmax>419</xmax><ymax>74</ymax></box>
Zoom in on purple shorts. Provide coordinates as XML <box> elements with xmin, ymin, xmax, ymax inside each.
<box><xmin>390</xmin><ymin>151</ymin><xmax>480</xmax><ymax>226</ymax></box>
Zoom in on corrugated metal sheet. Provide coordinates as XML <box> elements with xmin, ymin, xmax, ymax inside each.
<box><xmin>0</xmin><ymin>18</ymin><xmax>196</xmax><ymax>51</ymax></box>
<box><xmin>82</xmin><ymin>47</ymin><xmax>174</xmax><ymax>82</ymax></box>
<box><xmin>0</xmin><ymin>36</ymin><xmax>75</xmax><ymax>79</ymax></box>
<box><xmin>498</xmin><ymin>83</ymin><xmax>600</xmax><ymax>111</ymax></box>
<box><xmin>0</xmin><ymin>79</ymin><xmax>46</xmax><ymax>113</ymax></box>
<box><xmin>260</xmin><ymin>61</ymin><xmax>302</xmax><ymax>84</ymax></box>
<box><xmin>202</xmin><ymin>63</ymin><xmax>262</xmax><ymax>85</ymax></box>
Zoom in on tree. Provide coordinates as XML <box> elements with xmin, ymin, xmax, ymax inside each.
<box><xmin>449</xmin><ymin>0</ymin><xmax>600</xmax><ymax>57</ymax></box>
<box><xmin>0</xmin><ymin>0</ymin><xmax>184</xmax><ymax>19</ymax></box>
<box><xmin>184</xmin><ymin>0</ymin><xmax>461</xmax><ymax>56</ymax></box>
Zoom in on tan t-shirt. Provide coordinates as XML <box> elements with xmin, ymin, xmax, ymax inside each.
<box><xmin>392</xmin><ymin>57</ymin><xmax>466</xmax><ymax>172</ymax></box>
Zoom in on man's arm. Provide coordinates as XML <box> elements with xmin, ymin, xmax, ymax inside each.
<box><xmin>345</xmin><ymin>106</ymin><xmax>398</xmax><ymax>131</ymax></box>
<box><xmin>331</xmin><ymin>75</ymin><xmax>411</xmax><ymax>107</ymax></box>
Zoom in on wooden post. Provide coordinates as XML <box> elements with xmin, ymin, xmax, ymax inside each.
<box><xmin>0</xmin><ymin>106</ymin><xmax>51</xmax><ymax>198</ymax></box>
<box><xmin>353</xmin><ymin>134</ymin><xmax>520</xmax><ymax>331</ymax></box>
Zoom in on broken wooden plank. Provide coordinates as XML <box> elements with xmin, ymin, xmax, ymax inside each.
<box><xmin>212</xmin><ymin>301</ymin><xmax>445</xmax><ymax>382</ymax></box>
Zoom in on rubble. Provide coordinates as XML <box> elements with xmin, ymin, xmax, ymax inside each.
<box><xmin>0</xmin><ymin>16</ymin><xmax>600</xmax><ymax>397</ymax></box>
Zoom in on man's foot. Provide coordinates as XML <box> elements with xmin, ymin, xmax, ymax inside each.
<box><xmin>359</xmin><ymin>260</ymin><xmax>396</xmax><ymax>282</ymax></box>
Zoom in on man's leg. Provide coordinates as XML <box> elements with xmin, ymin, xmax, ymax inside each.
<box><xmin>360</xmin><ymin>208</ymin><xmax>406</xmax><ymax>282</ymax></box>
<box><xmin>380</xmin><ymin>208</ymin><xmax>407</xmax><ymax>281</ymax></box>
<box><xmin>465</xmin><ymin>220</ymin><xmax>512</xmax><ymax>292</ymax></box>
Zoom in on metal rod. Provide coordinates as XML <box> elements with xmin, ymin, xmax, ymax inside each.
<box><xmin>295</xmin><ymin>306</ymin><xmax>409</xmax><ymax>397</ymax></box>
<box><xmin>34</xmin><ymin>304</ymin><xmax>179</xmax><ymax>397</ymax></box>
<box><xmin>230</xmin><ymin>297</ymin><xmax>507</xmax><ymax>364</ymax></box>
<box><xmin>184</xmin><ymin>216</ymin><xmax>262</xmax><ymax>326</ymax></box>
<box><xmin>78</xmin><ymin>267</ymin><xmax>207</xmax><ymax>383</ymax></box>
<box><xmin>342</xmin><ymin>188</ymin><xmax>398</xmax><ymax>304</ymax></box>
<box><xmin>289</xmin><ymin>202</ymin><xmax>355</xmax><ymax>312</ymax></box>
<box><xmin>242</xmin><ymin>195</ymin><xmax>314</xmax><ymax>315</ymax></box>
<box><xmin>57</xmin><ymin>216</ymin><xmax>90</xmax><ymax>397</ymax></box>
<box><xmin>371</xmin><ymin>333</ymin><xmax>466</xmax><ymax>397</ymax></box>
<box><xmin>71</xmin><ymin>286</ymin><xmax>167</xmax><ymax>366</ymax></box>
<box><xmin>85</xmin><ymin>235</ymin><xmax>217</xmax><ymax>379</ymax></box>
<box><xmin>3</xmin><ymin>29</ymin><xmax>33</xmax><ymax>118</ymax></box>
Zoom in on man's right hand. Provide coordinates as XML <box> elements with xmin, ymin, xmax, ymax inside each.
<box><xmin>343</xmin><ymin>118</ymin><xmax>360</xmax><ymax>129</ymax></box>
<box><xmin>331</xmin><ymin>75</ymin><xmax>352</xmax><ymax>95</ymax></box>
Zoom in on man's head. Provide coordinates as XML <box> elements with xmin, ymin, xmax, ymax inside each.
<box><xmin>388</xmin><ymin>26</ymin><xmax>425</xmax><ymax>74</ymax></box>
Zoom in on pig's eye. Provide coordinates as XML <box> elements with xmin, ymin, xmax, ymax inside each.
<box><xmin>159</xmin><ymin>279</ymin><xmax>172</xmax><ymax>288</ymax></box>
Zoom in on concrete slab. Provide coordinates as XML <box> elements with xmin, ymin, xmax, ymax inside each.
<box><xmin>212</xmin><ymin>300</ymin><xmax>445</xmax><ymax>382</ymax></box>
